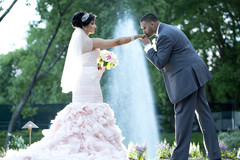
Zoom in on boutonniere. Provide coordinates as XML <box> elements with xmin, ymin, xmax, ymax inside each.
<box><xmin>152</xmin><ymin>37</ymin><xmax>157</xmax><ymax>51</ymax></box>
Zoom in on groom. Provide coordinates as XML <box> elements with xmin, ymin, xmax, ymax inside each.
<box><xmin>140</xmin><ymin>13</ymin><xmax>221</xmax><ymax>160</ymax></box>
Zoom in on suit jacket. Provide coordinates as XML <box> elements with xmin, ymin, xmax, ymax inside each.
<box><xmin>146</xmin><ymin>23</ymin><xmax>212</xmax><ymax>104</ymax></box>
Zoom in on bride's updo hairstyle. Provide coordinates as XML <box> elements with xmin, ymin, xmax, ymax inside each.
<box><xmin>72</xmin><ymin>11</ymin><xmax>96</xmax><ymax>28</ymax></box>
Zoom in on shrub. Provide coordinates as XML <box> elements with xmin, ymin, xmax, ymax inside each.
<box><xmin>0</xmin><ymin>147</ymin><xmax>6</xmax><ymax>158</ymax></box>
<box><xmin>237</xmin><ymin>148</ymin><xmax>240</xmax><ymax>159</ymax></box>
<box><xmin>0</xmin><ymin>131</ymin><xmax>7</xmax><ymax>137</ymax></box>
<box><xmin>219</xmin><ymin>140</ymin><xmax>239</xmax><ymax>159</ymax></box>
<box><xmin>8</xmin><ymin>135</ymin><xmax>27</xmax><ymax>150</ymax></box>
<box><xmin>128</xmin><ymin>142</ymin><xmax>147</xmax><ymax>160</ymax></box>
<box><xmin>189</xmin><ymin>142</ymin><xmax>204</xmax><ymax>159</ymax></box>
<box><xmin>156</xmin><ymin>139</ymin><xmax>171</xmax><ymax>159</ymax></box>
<box><xmin>128</xmin><ymin>142</ymin><xmax>137</xmax><ymax>160</ymax></box>
<box><xmin>218</xmin><ymin>128</ymin><xmax>240</xmax><ymax>150</ymax></box>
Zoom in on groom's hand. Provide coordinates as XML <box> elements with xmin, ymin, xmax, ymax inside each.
<box><xmin>142</xmin><ymin>36</ymin><xmax>151</xmax><ymax>46</ymax></box>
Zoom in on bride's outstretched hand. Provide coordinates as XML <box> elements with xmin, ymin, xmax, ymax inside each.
<box><xmin>136</xmin><ymin>34</ymin><xmax>147</xmax><ymax>39</ymax></box>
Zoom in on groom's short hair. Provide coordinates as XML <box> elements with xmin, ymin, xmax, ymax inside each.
<box><xmin>140</xmin><ymin>13</ymin><xmax>159</xmax><ymax>22</ymax></box>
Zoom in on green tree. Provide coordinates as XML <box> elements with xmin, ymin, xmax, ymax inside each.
<box><xmin>129</xmin><ymin>0</ymin><xmax>240</xmax><ymax>131</ymax></box>
<box><xmin>1</xmin><ymin>0</ymin><xmax>239</xmax><ymax>140</ymax></box>
<box><xmin>1</xmin><ymin>0</ymin><xmax>134</xmax><ymax>149</ymax></box>
<box><xmin>171</xmin><ymin>0</ymin><xmax>240</xmax><ymax>106</ymax></box>
<box><xmin>2</xmin><ymin>0</ymin><xmax>73</xmax><ymax>149</ymax></box>
<box><xmin>0</xmin><ymin>0</ymin><xmax>18</xmax><ymax>22</ymax></box>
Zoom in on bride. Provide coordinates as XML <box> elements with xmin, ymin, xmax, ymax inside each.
<box><xmin>2</xmin><ymin>11</ymin><xmax>144</xmax><ymax>160</ymax></box>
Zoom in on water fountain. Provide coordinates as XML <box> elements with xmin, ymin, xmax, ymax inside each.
<box><xmin>105</xmin><ymin>16</ymin><xmax>159</xmax><ymax>159</ymax></box>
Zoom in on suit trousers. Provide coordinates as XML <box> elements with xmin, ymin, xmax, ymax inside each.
<box><xmin>170</xmin><ymin>86</ymin><xmax>221</xmax><ymax>160</ymax></box>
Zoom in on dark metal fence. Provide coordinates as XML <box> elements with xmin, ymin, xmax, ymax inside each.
<box><xmin>0</xmin><ymin>103</ymin><xmax>67</xmax><ymax>130</ymax></box>
<box><xmin>0</xmin><ymin>101</ymin><xmax>239</xmax><ymax>131</ymax></box>
<box><xmin>209</xmin><ymin>101</ymin><xmax>239</xmax><ymax>131</ymax></box>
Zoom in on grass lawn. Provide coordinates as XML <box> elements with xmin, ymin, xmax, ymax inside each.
<box><xmin>1</xmin><ymin>130</ymin><xmax>205</xmax><ymax>152</ymax></box>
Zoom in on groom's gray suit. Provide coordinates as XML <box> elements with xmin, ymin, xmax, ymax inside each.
<box><xmin>145</xmin><ymin>23</ymin><xmax>221</xmax><ymax>160</ymax></box>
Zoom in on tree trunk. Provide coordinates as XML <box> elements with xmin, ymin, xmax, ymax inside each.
<box><xmin>4</xmin><ymin>19</ymin><xmax>62</xmax><ymax>150</ymax></box>
<box><xmin>3</xmin><ymin>0</ymin><xmax>72</xmax><ymax>149</ymax></box>
<box><xmin>0</xmin><ymin>0</ymin><xmax>18</xmax><ymax>22</ymax></box>
<box><xmin>3</xmin><ymin>0</ymin><xmax>72</xmax><ymax>151</ymax></box>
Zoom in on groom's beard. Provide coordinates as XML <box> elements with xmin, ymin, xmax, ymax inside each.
<box><xmin>146</xmin><ymin>27</ymin><xmax>155</xmax><ymax>38</ymax></box>
<box><xmin>146</xmin><ymin>33</ymin><xmax>155</xmax><ymax>38</ymax></box>
<box><xmin>148</xmin><ymin>34</ymin><xmax>155</xmax><ymax>38</ymax></box>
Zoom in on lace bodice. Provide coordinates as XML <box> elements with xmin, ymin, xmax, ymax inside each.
<box><xmin>72</xmin><ymin>49</ymin><xmax>103</xmax><ymax>103</ymax></box>
<box><xmin>60</xmin><ymin>27</ymin><xmax>104</xmax><ymax>103</ymax></box>
<box><xmin>81</xmin><ymin>49</ymin><xmax>100</xmax><ymax>66</ymax></box>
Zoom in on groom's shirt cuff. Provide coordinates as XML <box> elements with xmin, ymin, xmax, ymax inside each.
<box><xmin>144</xmin><ymin>44</ymin><xmax>153</xmax><ymax>53</ymax></box>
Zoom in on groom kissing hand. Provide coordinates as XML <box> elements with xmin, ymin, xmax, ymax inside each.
<box><xmin>141</xmin><ymin>36</ymin><xmax>151</xmax><ymax>46</ymax></box>
<box><xmin>139</xmin><ymin>13</ymin><xmax>222</xmax><ymax>160</ymax></box>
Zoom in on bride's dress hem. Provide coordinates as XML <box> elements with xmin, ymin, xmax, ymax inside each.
<box><xmin>2</xmin><ymin>102</ymin><xmax>128</xmax><ymax>160</ymax></box>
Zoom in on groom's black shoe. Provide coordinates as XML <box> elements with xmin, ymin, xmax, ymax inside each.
<box><xmin>214</xmin><ymin>158</ymin><xmax>221</xmax><ymax>160</ymax></box>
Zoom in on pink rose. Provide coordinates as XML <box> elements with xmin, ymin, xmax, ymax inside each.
<box><xmin>107</xmin><ymin>55</ymin><xmax>112</xmax><ymax>59</ymax></box>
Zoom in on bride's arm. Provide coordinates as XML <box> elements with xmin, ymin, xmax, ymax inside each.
<box><xmin>92</xmin><ymin>35</ymin><xmax>145</xmax><ymax>49</ymax></box>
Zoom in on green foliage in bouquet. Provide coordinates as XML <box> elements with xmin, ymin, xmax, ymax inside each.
<box><xmin>98</xmin><ymin>60</ymin><xmax>112</xmax><ymax>70</ymax></box>
<box><xmin>98</xmin><ymin>50</ymin><xmax>119</xmax><ymax>70</ymax></box>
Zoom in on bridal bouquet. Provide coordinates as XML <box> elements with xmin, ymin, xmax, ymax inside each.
<box><xmin>98</xmin><ymin>50</ymin><xmax>119</xmax><ymax>70</ymax></box>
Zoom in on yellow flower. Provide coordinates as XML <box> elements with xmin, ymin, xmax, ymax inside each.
<box><xmin>106</xmin><ymin>63</ymin><xmax>111</xmax><ymax>70</ymax></box>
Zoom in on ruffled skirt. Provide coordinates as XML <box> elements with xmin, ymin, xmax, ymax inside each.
<box><xmin>2</xmin><ymin>103</ymin><xmax>128</xmax><ymax>160</ymax></box>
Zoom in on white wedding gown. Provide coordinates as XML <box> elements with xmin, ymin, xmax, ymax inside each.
<box><xmin>2</xmin><ymin>29</ymin><xmax>128</xmax><ymax>160</ymax></box>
